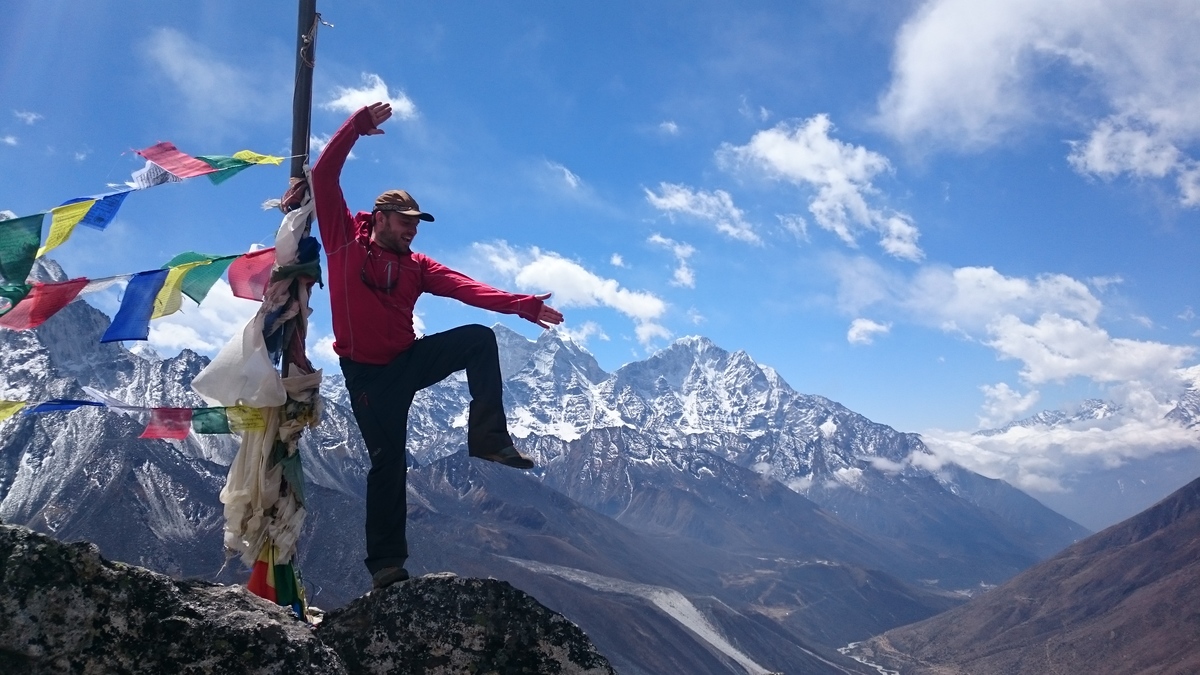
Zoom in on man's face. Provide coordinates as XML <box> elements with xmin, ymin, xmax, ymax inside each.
<box><xmin>372</xmin><ymin>211</ymin><xmax>420</xmax><ymax>254</ymax></box>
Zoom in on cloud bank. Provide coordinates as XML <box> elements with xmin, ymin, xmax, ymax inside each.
<box><xmin>879</xmin><ymin>0</ymin><xmax>1200</xmax><ymax>205</ymax></box>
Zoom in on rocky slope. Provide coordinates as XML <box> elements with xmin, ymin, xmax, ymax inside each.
<box><xmin>845</xmin><ymin>475</ymin><xmax>1200</xmax><ymax>674</ymax></box>
<box><xmin>0</xmin><ymin>521</ymin><xmax>614</xmax><ymax>674</ymax></box>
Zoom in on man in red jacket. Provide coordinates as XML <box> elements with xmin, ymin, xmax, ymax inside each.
<box><xmin>308</xmin><ymin>101</ymin><xmax>563</xmax><ymax>590</ymax></box>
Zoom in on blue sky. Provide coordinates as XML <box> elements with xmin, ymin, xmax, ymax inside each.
<box><xmin>2</xmin><ymin>1</ymin><xmax>1199</xmax><ymax>504</ymax></box>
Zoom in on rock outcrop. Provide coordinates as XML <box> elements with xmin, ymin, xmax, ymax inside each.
<box><xmin>317</xmin><ymin>573</ymin><xmax>615</xmax><ymax>675</ymax></box>
<box><xmin>0</xmin><ymin>522</ymin><xmax>614</xmax><ymax>674</ymax></box>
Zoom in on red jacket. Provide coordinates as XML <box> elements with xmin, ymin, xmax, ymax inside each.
<box><xmin>312</xmin><ymin>106</ymin><xmax>544</xmax><ymax>365</ymax></box>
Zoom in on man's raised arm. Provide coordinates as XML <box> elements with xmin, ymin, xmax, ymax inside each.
<box><xmin>311</xmin><ymin>102</ymin><xmax>393</xmax><ymax>248</ymax></box>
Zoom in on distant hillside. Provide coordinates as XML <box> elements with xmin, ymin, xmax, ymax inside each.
<box><xmin>846</xmin><ymin>474</ymin><xmax>1200</xmax><ymax>674</ymax></box>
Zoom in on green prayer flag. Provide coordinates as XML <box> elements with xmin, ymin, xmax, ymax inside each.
<box><xmin>191</xmin><ymin>407</ymin><xmax>231</xmax><ymax>434</ymax></box>
<box><xmin>162</xmin><ymin>252</ymin><xmax>236</xmax><ymax>304</ymax></box>
<box><xmin>0</xmin><ymin>283</ymin><xmax>33</xmax><ymax>316</ymax></box>
<box><xmin>272</xmin><ymin>562</ymin><xmax>301</xmax><ymax>606</ymax></box>
<box><xmin>270</xmin><ymin>440</ymin><xmax>306</xmax><ymax>507</ymax></box>
<box><xmin>195</xmin><ymin>156</ymin><xmax>255</xmax><ymax>185</ymax></box>
<box><xmin>0</xmin><ymin>214</ymin><xmax>44</xmax><ymax>284</ymax></box>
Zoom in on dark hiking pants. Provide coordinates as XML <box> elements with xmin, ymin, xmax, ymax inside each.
<box><xmin>340</xmin><ymin>323</ymin><xmax>514</xmax><ymax>575</ymax></box>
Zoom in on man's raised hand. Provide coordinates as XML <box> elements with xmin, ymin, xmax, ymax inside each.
<box><xmin>365</xmin><ymin>102</ymin><xmax>392</xmax><ymax>136</ymax></box>
<box><xmin>534</xmin><ymin>293</ymin><xmax>564</xmax><ymax>329</ymax></box>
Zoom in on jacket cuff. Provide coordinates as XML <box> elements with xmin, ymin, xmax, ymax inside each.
<box><xmin>351</xmin><ymin>107</ymin><xmax>377</xmax><ymax>136</ymax></box>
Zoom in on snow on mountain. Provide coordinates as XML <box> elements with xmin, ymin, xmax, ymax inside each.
<box><xmin>974</xmin><ymin>398</ymin><xmax>1123</xmax><ymax>437</ymax></box>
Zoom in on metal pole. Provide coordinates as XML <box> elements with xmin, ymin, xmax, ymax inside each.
<box><xmin>290</xmin><ymin>0</ymin><xmax>318</xmax><ymax>180</ymax></box>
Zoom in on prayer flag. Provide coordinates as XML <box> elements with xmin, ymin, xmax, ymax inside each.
<box><xmin>37</xmin><ymin>200</ymin><xmax>96</xmax><ymax>258</ymax></box>
<box><xmin>0</xmin><ymin>278</ymin><xmax>88</xmax><ymax>330</ymax></box>
<box><xmin>140</xmin><ymin>408</ymin><xmax>193</xmax><ymax>440</ymax></box>
<box><xmin>77</xmin><ymin>190</ymin><xmax>131</xmax><ymax>230</ymax></box>
<box><xmin>191</xmin><ymin>407</ymin><xmax>231</xmax><ymax>434</ymax></box>
<box><xmin>195</xmin><ymin>156</ymin><xmax>254</xmax><ymax>185</ymax></box>
<box><xmin>247</xmin><ymin>543</ymin><xmax>301</xmax><ymax>609</ymax></box>
<box><xmin>101</xmin><ymin>269</ymin><xmax>170</xmax><ymax>342</ymax></box>
<box><xmin>25</xmin><ymin>400</ymin><xmax>104</xmax><ymax>414</ymax></box>
<box><xmin>228</xmin><ymin>248</ymin><xmax>276</xmax><ymax>300</ymax></box>
<box><xmin>152</xmin><ymin>260</ymin><xmax>209</xmax><ymax>319</ymax></box>
<box><xmin>129</xmin><ymin>161</ymin><xmax>183</xmax><ymax>189</ymax></box>
<box><xmin>136</xmin><ymin>142</ymin><xmax>217</xmax><ymax>179</ymax></box>
<box><xmin>232</xmin><ymin>150</ymin><xmax>284</xmax><ymax>165</ymax></box>
<box><xmin>80</xmin><ymin>275</ymin><xmax>132</xmax><ymax>297</ymax></box>
<box><xmin>162</xmin><ymin>252</ymin><xmax>236</xmax><ymax>304</ymax></box>
<box><xmin>0</xmin><ymin>401</ymin><xmax>26</xmax><ymax>423</ymax></box>
<box><xmin>0</xmin><ymin>284</ymin><xmax>32</xmax><ymax>316</ymax></box>
<box><xmin>0</xmin><ymin>213</ymin><xmax>44</xmax><ymax>284</ymax></box>
<box><xmin>227</xmin><ymin>405</ymin><xmax>266</xmax><ymax>431</ymax></box>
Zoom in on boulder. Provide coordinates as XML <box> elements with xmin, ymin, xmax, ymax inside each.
<box><xmin>318</xmin><ymin>572</ymin><xmax>616</xmax><ymax>675</ymax></box>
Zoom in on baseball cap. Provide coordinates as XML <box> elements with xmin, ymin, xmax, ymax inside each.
<box><xmin>374</xmin><ymin>189</ymin><xmax>435</xmax><ymax>222</ymax></box>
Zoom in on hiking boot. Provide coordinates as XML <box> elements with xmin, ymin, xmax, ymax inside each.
<box><xmin>474</xmin><ymin>445</ymin><xmax>535</xmax><ymax>470</ymax></box>
<box><xmin>371</xmin><ymin>566</ymin><xmax>409</xmax><ymax>590</ymax></box>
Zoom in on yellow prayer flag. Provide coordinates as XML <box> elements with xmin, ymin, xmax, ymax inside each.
<box><xmin>232</xmin><ymin>150</ymin><xmax>284</xmax><ymax>166</ymax></box>
<box><xmin>151</xmin><ymin>260</ymin><xmax>209</xmax><ymax>319</ymax></box>
<box><xmin>227</xmin><ymin>405</ymin><xmax>266</xmax><ymax>431</ymax></box>
<box><xmin>36</xmin><ymin>200</ymin><xmax>96</xmax><ymax>258</ymax></box>
<box><xmin>0</xmin><ymin>401</ymin><xmax>27</xmax><ymax>423</ymax></box>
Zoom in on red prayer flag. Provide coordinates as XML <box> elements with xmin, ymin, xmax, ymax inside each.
<box><xmin>136</xmin><ymin>142</ymin><xmax>217</xmax><ymax>179</ymax></box>
<box><xmin>0</xmin><ymin>278</ymin><xmax>88</xmax><ymax>330</ymax></box>
<box><xmin>228</xmin><ymin>248</ymin><xmax>276</xmax><ymax>300</ymax></box>
<box><xmin>140</xmin><ymin>408</ymin><xmax>193</xmax><ymax>440</ymax></box>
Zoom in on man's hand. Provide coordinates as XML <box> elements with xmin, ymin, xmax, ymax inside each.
<box><xmin>534</xmin><ymin>293</ymin><xmax>564</xmax><ymax>329</ymax></box>
<box><xmin>365</xmin><ymin>102</ymin><xmax>392</xmax><ymax>136</ymax></box>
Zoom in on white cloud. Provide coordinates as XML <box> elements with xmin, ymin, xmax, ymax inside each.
<box><xmin>147</xmin><ymin>280</ymin><xmax>261</xmax><ymax>355</ymax></box>
<box><xmin>831</xmin><ymin>258</ymin><xmax>1199</xmax><ymax>457</ymax></box>
<box><xmin>14</xmin><ymin>111</ymin><xmax>42</xmax><ymax>125</ymax></box>
<box><xmin>142</xmin><ymin>27</ymin><xmax>279</xmax><ymax>132</ymax></box>
<box><xmin>659</xmin><ymin>121</ymin><xmax>680</xmax><ymax>135</ymax></box>
<box><xmin>739</xmin><ymin>96</ymin><xmax>771</xmax><ymax>122</ymax></box>
<box><xmin>559</xmin><ymin>321</ymin><xmax>608</xmax><ymax>346</ymax></box>
<box><xmin>546</xmin><ymin>160</ymin><xmax>582</xmax><ymax>189</ymax></box>
<box><xmin>473</xmin><ymin>241</ymin><xmax>670</xmax><ymax>346</ymax></box>
<box><xmin>719</xmin><ymin>115</ymin><xmax>923</xmax><ymax>260</ymax></box>
<box><xmin>609</xmin><ymin>253</ymin><xmax>625</xmax><ymax>267</ymax></box>
<box><xmin>985</xmin><ymin>313</ymin><xmax>1195</xmax><ymax>386</ymax></box>
<box><xmin>978</xmin><ymin>382</ymin><xmax>1040</xmax><ymax>427</ymax></box>
<box><xmin>323</xmin><ymin>73</ymin><xmax>417</xmax><ymax>120</ymax></box>
<box><xmin>73</xmin><ymin>151</ymin><xmax>88</xmax><ymax>162</ymax></box>
<box><xmin>904</xmin><ymin>265</ymin><xmax>1102</xmax><ymax>332</ymax></box>
<box><xmin>648</xmin><ymin>234</ymin><xmax>696</xmax><ymax>289</ymax></box>
<box><xmin>309</xmin><ymin>333</ymin><xmax>339</xmax><ymax>369</ymax></box>
<box><xmin>310</xmin><ymin>133</ymin><xmax>330</xmax><ymax>155</ymax></box>
<box><xmin>1</xmin><ymin>136</ymin><xmax>16</xmax><ymax>146</ymax></box>
<box><xmin>1068</xmin><ymin>122</ymin><xmax>1181</xmax><ymax>179</ymax></box>
<box><xmin>923</xmin><ymin>413</ymin><xmax>1200</xmax><ymax>494</ymax></box>
<box><xmin>644</xmin><ymin>183</ymin><xmax>761</xmax><ymax>244</ymax></box>
<box><xmin>777</xmin><ymin>214</ymin><xmax>809</xmax><ymax>241</ymax></box>
<box><xmin>880</xmin><ymin>0</ymin><xmax>1200</xmax><ymax>204</ymax></box>
<box><xmin>847</xmin><ymin>318</ymin><xmax>891</xmax><ymax>345</ymax></box>
<box><xmin>1088</xmin><ymin>275</ymin><xmax>1123</xmax><ymax>292</ymax></box>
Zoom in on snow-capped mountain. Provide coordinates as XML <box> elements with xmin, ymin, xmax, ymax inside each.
<box><xmin>974</xmin><ymin>393</ymin><xmax>1200</xmax><ymax>531</ymax></box>
<box><xmin>0</xmin><ymin>270</ymin><xmax>1098</xmax><ymax>673</ymax></box>
<box><xmin>974</xmin><ymin>398</ymin><xmax>1122</xmax><ymax>437</ymax></box>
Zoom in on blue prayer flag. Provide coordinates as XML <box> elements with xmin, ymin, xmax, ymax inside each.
<box><xmin>25</xmin><ymin>399</ymin><xmax>105</xmax><ymax>414</ymax></box>
<box><xmin>60</xmin><ymin>190</ymin><xmax>131</xmax><ymax>230</ymax></box>
<box><xmin>101</xmin><ymin>269</ymin><xmax>169</xmax><ymax>342</ymax></box>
